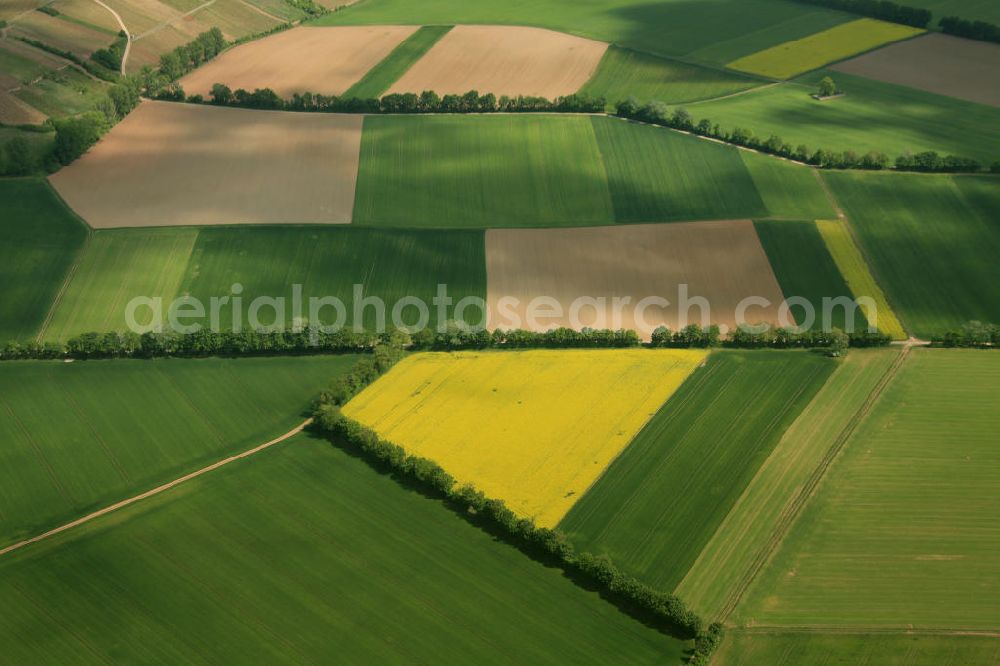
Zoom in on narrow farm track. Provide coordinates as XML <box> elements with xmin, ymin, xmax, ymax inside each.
<box><xmin>91</xmin><ymin>0</ymin><xmax>131</xmax><ymax>72</ymax></box>
<box><xmin>718</xmin><ymin>347</ymin><xmax>911</xmax><ymax>622</ymax></box>
<box><xmin>0</xmin><ymin>419</ymin><xmax>312</xmax><ymax>558</ymax></box>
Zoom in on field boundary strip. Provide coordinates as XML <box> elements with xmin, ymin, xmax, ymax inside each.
<box><xmin>717</xmin><ymin>347</ymin><xmax>910</xmax><ymax>622</ymax></box>
<box><xmin>733</xmin><ymin>625</ymin><xmax>1000</xmax><ymax>638</ymax></box>
<box><xmin>0</xmin><ymin>419</ymin><xmax>312</xmax><ymax>557</ymax></box>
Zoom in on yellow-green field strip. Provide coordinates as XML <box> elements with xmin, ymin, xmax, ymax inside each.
<box><xmin>816</xmin><ymin>219</ymin><xmax>907</xmax><ymax>340</ymax></box>
<box><xmin>676</xmin><ymin>348</ymin><xmax>905</xmax><ymax>620</ymax></box>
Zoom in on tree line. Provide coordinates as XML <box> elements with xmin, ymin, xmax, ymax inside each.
<box><xmin>787</xmin><ymin>0</ymin><xmax>930</xmax><ymax>27</ymax></box>
<box><xmin>939</xmin><ymin>16</ymin><xmax>1000</xmax><ymax>43</ymax></box>
<box><xmin>309</xmin><ymin>339</ymin><xmax>721</xmax><ymax>660</ymax></box>
<box><xmin>183</xmin><ymin>83</ymin><xmax>606</xmax><ymax>114</ymax></box>
<box><xmin>933</xmin><ymin>320</ymin><xmax>1000</xmax><ymax>347</ymax></box>
<box><xmin>615</xmin><ymin>98</ymin><xmax>998</xmax><ymax>174</ymax></box>
<box><xmin>91</xmin><ymin>31</ymin><xmax>129</xmax><ymax>73</ymax></box>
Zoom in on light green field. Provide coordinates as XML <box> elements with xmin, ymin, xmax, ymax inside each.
<box><xmin>690</xmin><ymin>70</ymin><xmax>1000</xmax><ymax>164</ymax></box>
<box><xmin>580</xmin><ymin>46</ymin><xmax>762</xmax><ymax>108</ymax></box>
<box><xmin>0</xmin><ymin>179</ymin><xmax>87</xmax><ymax>342</ymax></box>
<box><xmin>726</xmin><ymin>19</ymin><xmax>923</xmax><ymax>80</ymax></box>
<box><xmin>0</xmin><ymin>356</ymin><xmax>359</xmax><ymax>549</ymax></box>
<box><xmin>354</xmin><ymin>114</ymin><xmax>615</xmax><ymax>227</ymax></box>
<box><xmin>0</xmin><ymin>434</ymin><xmax>686</xmax><ymax>663</ymax></box>
<box><xmin>715</xmin><ymin>631</ymin><xmax>1000</xmax><ymax>665</ymax></box>
<box><xmin>736</xmin><ymin>350</ymin><xmax>1000</xmax><ymax>630</ymax></box>
<box><xmin>318</xmin><ymin>0</ymin><xmax>850</xmax><ymax>65</ymax></box>
<box><xmin>824</xmin><ymin>172</ymin><xmax>1000</xmax><ymax>338</ymax></box>
<box><xmin>753</xmin><ymin>220</ymin><xmax>864</xmax><ymax>332</ymax></box>
<box><xmin>740</xmin><ymin>151</ymin><xmax>836</xmax><ymax>220</ymax></box>
<box><xmin>43</xmin><ymin>228</ymin><xmax>197</xmax><ymax>342</ymax></box>
<box><xmin>591</xmin><ymin>116</ymin><xmax>767</xmax><ymax>222</ymax></box>
<box><xmin>344</xmin><ymin>25</ymin><xmax>453</xmax><ymax>98</ymax></box>
<box><xmin>559</xmin><ymin>351</ymin><xmax>835</xmax><ymax>591</ymax></box>
<box><xmin>677</xmin><ymin>350</ymin><xmax>899</xmax><ymax>619</ymax></box>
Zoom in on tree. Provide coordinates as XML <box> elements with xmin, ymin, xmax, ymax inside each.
<box><xmin>52</xmin><ymin>112</ymin><xmax>109</xmax><ymax>165</ymax></box>
<box><xmin>210</xmin><ymin>83</ymin><xmax>232</xmax><ymax>105</ymax></box>
<box><xmin>818</xmin><ymin>76</ymin><xmax>837</xmax><ymax>98</ymax></box>
<box><xmin>829</xmin><ymin>328</ymin><xmax>849</xmax><ymax>356</ymax></box>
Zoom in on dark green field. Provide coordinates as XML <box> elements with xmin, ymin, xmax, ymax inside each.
<box><xmin>754</xmin><ymin>220</ymin><xmax>864</xmax><ymax>331</ymax></box>
<box><xmin>318</xmin><ymin>0</ymin><xmax>849</xmax><ymax>65</ymax></box>
<box><xmin>0</xmin><ymin>179</ymin><xmax>87</xmax><ymax>342</ymax></box>
<box><xmin>344</xmin><ymin>25</ymin><xmax>453</xmax><ymax>98</ymax></box>
<box><xmin>592</xmin><ymin>117</ymin><xmax>767</xmax><ymax>223</ymax></box>
<box><xmin>715</xmin><ymin>631</ymin><xmax>1000</xmax><ymax>665</ymax></box>
<box><xmin>825</xmin><ymin>171</ymin><xmax>1000</xmax><ymax>338</ymax></box>
<box><xmin>580</xmin><ymin>46</ymin><xmax>761</xmax><ymax>108</ymax></box>
<box><xmin>0</xmin><ymin>356</ymin><xmax>358</xmax><ymax>548</ymax></box>
<box><xmin>559</xmin><ymin>350</ymin><xmax>835</xmax><ymax>590</ymax></box>
<box><xmin>0</xmin><ymin>434</ymin><xmax>686</xmax><ymax>663</ymax></box>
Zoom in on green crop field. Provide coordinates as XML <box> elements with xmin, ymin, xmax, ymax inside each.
<box><xmin>754</xmin><ymin>220</ymin><xmax>864</xmax><ymax>331</ymax></box>
<box><xmin>580</xmin><ymin>46</ymin><xmax>762</xmax><ymax>108</ymax></box>
<box><xmin>0</xmin><ymin>179</ymin><xmax>87</xmax><ymax>342</ymax></box>
<box><xmin>736</xmin><ymin>349</ymin><xmax>1000</xmax><ymax>630</ymax></box>
<box><xmin>46</xmin><ymin>226</ymin><xmax>486</xmax><ymax>338</ymax></box>
<box><xmin>591</xmin><ymin>116</ymin><xmax>767</xmax><ymax>222</ymax></box>
<box><xmin>181</xmin><ymin>226</ymin><xmax>486</xmax><ymax>330</ymax></box>
<box><xmin>43</xmin><ymin>228</ymin><xmax>198</xmax><ymax>342</ymax></box>
<box><xmin>0</xmin><ymin>355</ymin><xmax>359</xmax><ymax>548</ymax></box>
<box><xmin>715</xmin><ymin>631</ymin><xmax>1000</xmax><ymax>665</ymax></box>
<box><xmin>559</xmin><ymin>350</ymin><xmax>835</xmax><ymax>591</ymax></box>
<box><xmin>0</xmin><ymin>434</ymin><xmax>686</xmax><ymax>663</ymax></box>
<box><xmin>825</xmin><ymin>171</ymin><xmax>1000</xmax><ymax>338</ymax></box>
<box><xmin>344</xmin><ymin>25</ymin><xmax>453</xmax><ymax>98</ymax></box>
<box><xmin>319</xmin><ymin>0</ymin><xmax>849</xmax><ymax>65</ymax></box>
<box><xmin>690</xmin><ymin>70</ymin><xmax>1000</xmax><ymax>164</ymax></box>
<box><xmin>740</xmin><ymin>151</ymin><xmax>836</xmax><ymax>220</ymax></box>
<box><xmin>677</xmin><ymin>350</ymin><xmax>899</xmax><ymax>619</ymax></box>
<box><xmin>354</xmin><ymin>115</ymin><xmax>615</xmax><ymax>227</ymax></box>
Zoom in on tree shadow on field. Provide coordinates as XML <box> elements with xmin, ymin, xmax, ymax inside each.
<box><xmin>313</xmin><ymin>428</ymin><xmax>698</xmax><ymax>653</ymax></box>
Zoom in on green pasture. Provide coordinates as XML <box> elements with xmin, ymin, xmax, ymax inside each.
<box><xmin>690</xmin><ymin>70</ymin><xmax>1000</xmax><ymax>164</ymax></box>
<box><xmin>825</xmin><ymin>171</ymin><xmax>1000</xmax><ymax>338</ymax></box>
<box><xmin>0</xmin><ymin>434</ymin><xmax>685</xmax><ymax>663</ymax></box>
<box><xmin>344</xmin><ymin>25</ymin><xmax>453</xmax><ymax>98</ymax></box>
<box><xmin>559</xmin><ymin>350</ymin><xmax>835</xmax><ymax>591</ymax></box>
<box><xmin>736</xmin><ymin>350</ymin><xmax>1000</xmax><ymax>630</ymax></box>
<box><xmin>0</xmin><ymin>179</ymin><xmax>87</xmax><ymax>342</ymax></box>
<box><xmin>904</xmin><ymin>0</ymin><xmax>1000</xmax><ymax>24</ymax></box>
<box><xmin>0</xmin><ymin>355</ymin><xmax>359</xmax><ymax>548</ymax></box>
<box><xmin>740</xmin><ymin>151</ymin><xmax>835</xmax><ymax>219</ymax></box>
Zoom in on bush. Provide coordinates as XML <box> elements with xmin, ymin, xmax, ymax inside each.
<box><xmin>935</xmin><ymin>321</ymin><xmax>1000</xmax><ymax>348</ymax></box>
<box><xmin>52</xmin><ymin>112</ymin><xmax>109</xmax><ymax>164</ymax></box>
<box><xmin>786</xmin><ymin>0</ymin><xmax>930</xmax><ymax>28</ymax></box>
<box><xmin>940</xmin><ymin>16</ymin><xmax>1000</xmax><ymax>43</ymax></box>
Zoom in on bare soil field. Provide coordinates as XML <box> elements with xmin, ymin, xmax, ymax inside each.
<box><xmin>0</xmin><ymin>91</ymin><xmax>47</xmax><ymax>124</ymax></box>
<box><xmin>832</xmin><ymin>33</ymin><xmax>1000</xmax><ymax>108</ymax></box>
<box><xmin>49</xmin><ymin>100</ymin><xmax>363</xmax><ymax>227</ymax></box>
<box><xmin>485</xmin><ymin>220</ymin><xmax>786</xmax><ymax>337</ymax></box>
<box><xmin>179</xmin><ymin>25</ymin><xmax>418</xmax><ymax>97</ymax></box>
<box><xmin>388</xmin><ymin>25</ymin><xmax>608</xmax><ymax>98</ymax></box>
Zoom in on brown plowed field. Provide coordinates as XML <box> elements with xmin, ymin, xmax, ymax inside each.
<box><xmin>387</xmin><ymin>25</ymin><xmax>608</xmax><ymax>98</ymax></box>
<box><xmin>179</xmin><ymin>25</ymin><xmax>418</xmax><ymax>97</ymax></box>
<box><xmin>485</xmin><ymin>220</ymin><xmax>786</xmax><ymax>337</ymax></box>
<box><xmin>49</xmin><ymin>100</ymin><xmax>363</xmax><ymax>228</ymax></box>
<box><xmin>832</xmin><ymin>33</ymin><xmax>1000</xmax><ymax>108</ymax></box>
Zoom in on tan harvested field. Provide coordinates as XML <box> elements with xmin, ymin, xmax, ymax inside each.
<box><xmin>50</xmin><ymin>0</ymin><xmax>121</xmax><ymax>33</ymax></box>
<box><xmin>49</xmin><ymin>100</ymin><xmax>363</xmax><ymax>228</ymax></box>
<box><xmin>179</xmin><ymin>25</ymin><xmax>418</xmax><ymax>97</ymax></box>
<box><xmin>8</xmin><ymin>11</ymin><xmax>113</xmax><ymax>58</ymax></box>
<box><xmin>832</xmin><ymin>33</ymin><xmax>1000</xmax><ymax>108</ymax></box>
<box><xmin>0</xmin><ymin>91</ymin><xmax>47</xmax><ymax>124</ymax></box>
<box><xmin>388</xmin><ymin>25</ymin><xmax>608</xmax><ymax>98</ymax></box>
<box><xmin>0</xmin><ymin>1</ymin><xmax>44</xmax><ymax>21</ymax></box>
<box><xmin>485</xmin><ymin>221</ymin><xmax>786</xmax><ymax>337</ymax></box>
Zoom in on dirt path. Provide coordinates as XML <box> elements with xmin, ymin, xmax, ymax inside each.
<box><xmin>0</xmin><ymin>419</ymin><xmax>312</xmax><ymax>558</ymax></box>
<box><xmin>234</xmin><ymin>0</ymin><xmax>286</xmax><ymax>23</ymax></box>
<box><xmin>718</xmin><ymin>346</ymin><xmax>911</xmax><ymax>621</ymax></box>
<box><xmin>91</xmin><ymin>0</ymin><xmax>130</xmax><ymax>73</ymax></box>
<box><xmin>813</xmin><ymin>170</ymin><xmax>845</xmax><ymax>219</ymax></box>
<box><xmin>736</xmin><ymin>625</ymin><xmax>1000</xmax><ymax>638</ymax></box>
<box><xmin>134</xmin><ymin>0</ymin><xmax>216</xmax><ymax>41</ymax></box>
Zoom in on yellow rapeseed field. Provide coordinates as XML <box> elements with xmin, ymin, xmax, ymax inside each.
<box><xmin>342</xmin><ymin>349</ymin><xmax>706</xmax><ymax>527</ymax></box>
<box><xmin>726</xmin><ymin>19</ymin><xmax>923</xmax><ymax>80</ymax></box>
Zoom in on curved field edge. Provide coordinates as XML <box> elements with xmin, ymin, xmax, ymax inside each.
<box><xmin>0</xmin><ymin>355</ymin><xmax>359</xmax><ymax>549</ymax></box>
<box><xmin>0</xmin><ymin>433</ymin><xmax>688</xmax><ymax>663</ymax></box>
<box><xmin>558</xmin><ymin>350</ymin><xmax>836</xmax><ymax>591</ymax></box>
<box><xmin>675</xmin><ymin>349</ymin><xmax>901</xmax><ymax>620</ymax></box>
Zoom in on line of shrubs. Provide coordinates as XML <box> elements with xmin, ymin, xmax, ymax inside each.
<box><xmin>310</xmin><ymin>339</ymin><xmax>722</xmax><ymax>661</ymax></box>
<box><xmin>179</xmin><ymin>83</ymin><xmax>607</xmax><ymax>114</ymax></box>
<box><xmin>788</xmin><ymin>0</ymin><xmax>930</xmax><ymax>27</ymax></box>
<box><xmin>615</xmin><ymin>99</ymin><xmax>997</xmax><ymax>174</ymax></box>
<box><xmin>91</xmin><ymin>31</ymin><xmax>129</xmax><ymax>73</ymax></box>
<box><xmin>939</xmin><ymin>16</ymin><xmax>1000</xmax><ymax>44</ymax></box>
<box><xmin>932</xmin><ymin>321</ymin><xmax>1000</xmax><ymax>348</ymax></box>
